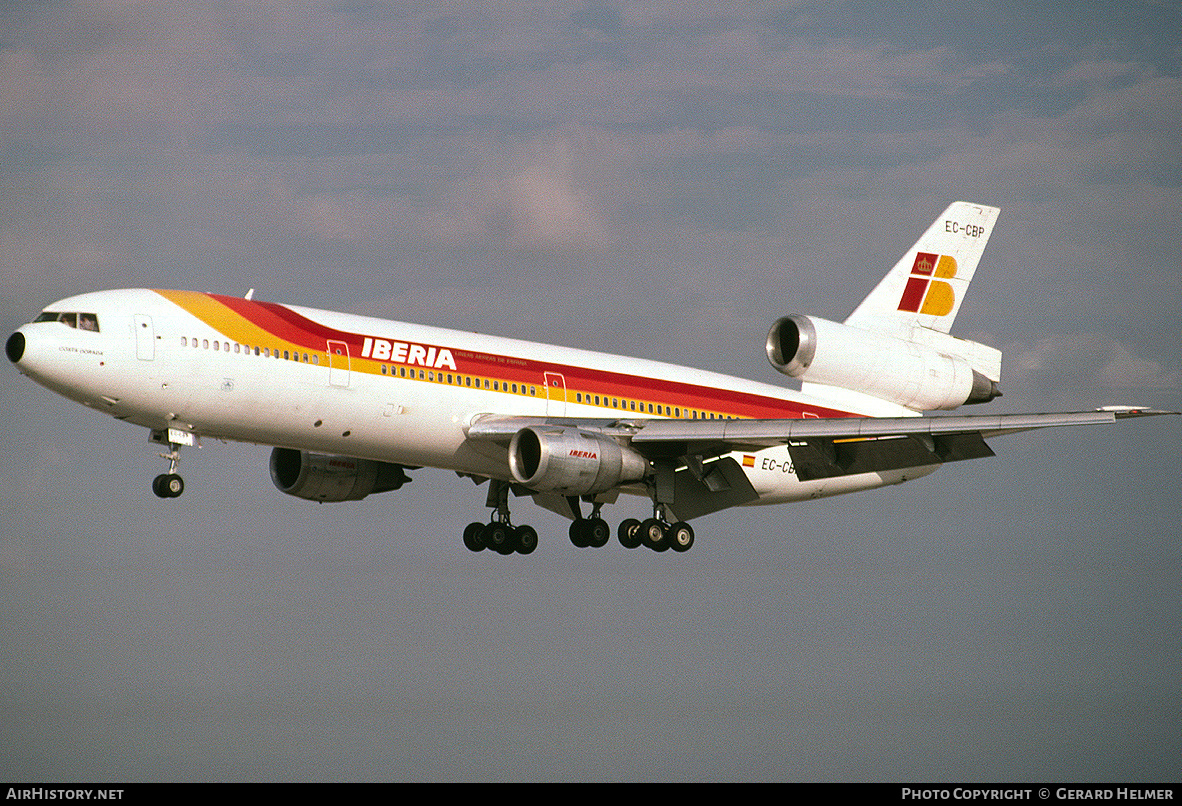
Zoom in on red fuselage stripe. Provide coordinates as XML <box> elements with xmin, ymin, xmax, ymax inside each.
<box><xmin>187</xmin><ymin>292</ymin><xmax>856</xmax><ymax>420</ymax></box>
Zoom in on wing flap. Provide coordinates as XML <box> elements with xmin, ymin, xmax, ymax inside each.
<box><xmin>787</xmin><ymin>432</ymin><xmax>995</xmax><ymax>481</ymax></box>
<box><xmin>669</xmin><ymin>457</ymin><xmax>761</xmax><ymax>520</ymax></box>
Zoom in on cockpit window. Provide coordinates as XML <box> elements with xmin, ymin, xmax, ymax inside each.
<box><xmin>34</xmin><ymin>311</ymin><xmax>100</xmax><ymax>331</ymax></box>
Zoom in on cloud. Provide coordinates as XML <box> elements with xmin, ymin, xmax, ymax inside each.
<box><xmin>1005</xmin><ymin>334</ymin><xmax>1181</xmax><ymax>398</ymax></box>
<box><xmin>502</xmin><ymin>140</ymin><xmax>613</xmax><ymax>251</ymax></box>
<box><xmin>1096</xmin><ymin>341</ymin><xmax>1182</xmax><ymax>392</ymax></box>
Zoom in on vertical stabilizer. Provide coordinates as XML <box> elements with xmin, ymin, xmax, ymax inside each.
<box><xmin>845</xmin><ymin>202</ymin><xmax>999</xmax><ymax>336</ymax></box>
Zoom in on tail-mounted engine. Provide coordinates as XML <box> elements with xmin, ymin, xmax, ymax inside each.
<box><xmin>766</xmin><ymin>314</ymin><xmax>1000</xmax><ymax>411</ymax></box>
<box><xmin>270</xmin><ymin>448</ymin><xmax>412</xmax><ymax>502</ymax></box>
<box><xmin>509</xmin><ymin>426</ymin><xmax>649</xmax><ymax>496</ymax></box>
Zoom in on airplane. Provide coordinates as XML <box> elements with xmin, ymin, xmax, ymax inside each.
<box><xmin>7</xmin><ymin>202</ymin><xmax>1175</xmax><ymax>555</ymax></box>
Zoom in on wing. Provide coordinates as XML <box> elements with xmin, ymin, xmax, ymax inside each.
<box><xmin>467</xmin><ymin>406</ymin><xmax>1175</xmax><ymax>483</ymax></box>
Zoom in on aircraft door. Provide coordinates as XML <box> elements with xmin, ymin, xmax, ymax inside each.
<box><xmin>327</xmin><ymin>340</ymin><xmax>350</xmax><ymax>387</ymax></box>
<box><xmin>544</xmin><ymin>372</ymin><xmax>566</xmax><ymax>416</ymax></box>
<box><xmin>134</xmin><ymin>315</ymin><xmax>155</xmax><ymax>361</ymax></box>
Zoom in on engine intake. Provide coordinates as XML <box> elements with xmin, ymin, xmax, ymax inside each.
<box><xmin>270</xmin><ymin>448</ymin><xmax>411</xmax><ymax>502</ymax></box>
<box><xmin>509</xmin><ymin>426</ymin><xmax>649</xmax><ymax>496</ymax></box>
<box><xmin>767</xmin><ymin>314</ymin><xmax>1000</xmax><ymax>411</ymax></box>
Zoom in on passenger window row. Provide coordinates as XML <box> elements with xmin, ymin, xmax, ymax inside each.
<box><xmin>378</xmin><ymin>362</ymin><xmax>538</xmax><ymax>396</ymax></box>
<box><xmin>573</xmin><ymin>391</ymin><xmax>731</xmax><ymax>420</ymax></box>
<box><xmin>173</xmin><ymin>335</ymin><xmax>731</xmax><ymax>418</ymax></box>
<box><xmin>179</xmin><ymin>336</ymin><xmax>320</xmax><ymax>364</ymax></box>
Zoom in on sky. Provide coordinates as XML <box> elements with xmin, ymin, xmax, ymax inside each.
<box><xmin>2</xmin><ymin>0</ymin><xmax>1181</xmax><ymax>782</ymax></box>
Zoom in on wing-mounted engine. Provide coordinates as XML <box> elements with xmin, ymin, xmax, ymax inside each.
<box><xmin>270</xmin><ymin>447</ymin><xmax>412</xmax><ymax>502</ymax></box>
<box><xmin>766</xmin><ymin>314</ymin><xmax>1000</xmax><ymax>411</ymax></box>
<box><xmin>508</xmin><ymin>426</ymin><xmax>649</xmax><ymax>496</ymax></box>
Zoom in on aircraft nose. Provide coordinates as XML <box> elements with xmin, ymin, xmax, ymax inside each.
<box><xmin>6</xmin><ymin>330</ymin><xmax>24</xmax><ymax>364</ymax></box>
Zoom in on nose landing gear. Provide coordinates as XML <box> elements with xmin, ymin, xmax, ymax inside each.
<box><xmin>150</xmin><ymin>427</ymin><xmax>193</xmax><ymax>499</ymax></box>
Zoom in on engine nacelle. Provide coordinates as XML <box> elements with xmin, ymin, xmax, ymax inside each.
<box><xmin>270</xmin><ymin>448</ymin><xmax>411</xmax><ymax>502</ymax></box>
<box><xmin>766</xmin><ymin>314</ymin><xmax>1000</xmax><ymax>411</ymax></box>
<box><xmin>509</xmin><ymin>426</ymin><xmax>649</xmax><ymax>496</ymax></box>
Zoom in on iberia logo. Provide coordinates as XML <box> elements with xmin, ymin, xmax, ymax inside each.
<box><xmin>898</xmin><ymin>252</ymin><xmax>957</xmax><ymax>316</ymax></box>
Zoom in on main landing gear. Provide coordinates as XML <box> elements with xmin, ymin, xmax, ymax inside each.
<box><xmin>463</xmin><ymin>521</ymin><xmax>538</xmax><ymax>555</ymax></box>
<box><xmin>463</xmin><ymin>479</ymin><xmax>538</xmax><ymax>555</ymax></box>
<box><xmin>607</xmin><ymin>461</ymin><xmax>694</xmax><ymax>552</ymax></box>
<box><xmin>568</xmin><ymin>498</ymin><xmax>610</xmax><ymax>548</ymax></box>
<box><xmin>616</xmin><ymin>514</ymin><xmax>694</xmax><ymax>553</ymax></box>
<box><xmin>460</xmin><ymin>482</ymin><xmax>695</xmax><ymax>555</ymax></box>
<box><xmin>567</xmin><ymin>500</ymin><xmax>693</xmax><ymax>552</ymax></box>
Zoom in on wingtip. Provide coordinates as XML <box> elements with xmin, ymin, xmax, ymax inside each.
<box><xmin>1097</xmin><ymin>406</ymin><xmax>1181</xmax><ymax>418</ymax></box>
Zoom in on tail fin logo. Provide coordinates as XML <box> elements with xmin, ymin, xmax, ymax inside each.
<box><xmin>898</xmin><ymin>252</ymin><xmax>957</xmax><ymax>316</ymax></box>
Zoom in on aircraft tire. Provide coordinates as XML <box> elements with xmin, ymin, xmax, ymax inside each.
<box><xmin>514</xmin><ymin>524</ymin><xmax>538</xmax><ymax>555</ymax></box>
<box><xmin>569</xmin><ymin>520</ymin><xmax>589</xmax><ymax>547</ymax></box>
<box><xmin>586</xmin><ymin>518</ymin><xmax>610</xmax><ymax>548</ymax></box>
<box><xmin>668</xmin><ymin>521</ymin><xmax>694</xmax><ymax>552</ymax></box>
<box><xmin>463</xmin><ymin>522</ymin><xmax>485</xmax><ymax>552</ymax></box>
<box><xmin>154</xmin><ymin>473</ymin><xmax>184</xmax><ymax>498</ymax></box>
<box><xmin>618</xmin><ymin>518</ymin><xmax>642</xmax><ymax>548</ymax></box>
<box><xmin>482</xmin><ymin>523</ymin><xmax>513</xmax><ymax>555</ymax></box>
<box><xmin>640</xmin><ymin>518</ymin><xmax>667</xmax><ymax>551</ymax></box>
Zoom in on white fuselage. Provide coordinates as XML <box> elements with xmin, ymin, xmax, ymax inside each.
<box><xmin>10</xmin><ymin>289</ymin><xmax>938</xmax><ymax>510</ymax></box>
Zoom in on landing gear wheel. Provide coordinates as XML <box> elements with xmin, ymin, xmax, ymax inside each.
<box><xmin>585</xmin><ymin>517</ymin><xmax>609</xmax><ymax>548</ymax></box>
<box><xmin>513</xmin><ymin>525</ymin><xmax>538</xmax><ymax>555</ymax></box>
<box><xmin>640</xmin><ymin>518</ymin><xmax>668</xmax><ymax>552</ymax></box>
<box><xmin>569</xmin><ymin>518</ymin><xmax>609</xmax><ymax>548</ymax></box>
<box><xmin>668</xmin><ymin>521</ymin><xmax>695</xmax><ymax>552</ymax></box>
<box><xmin>482</xmin><ymin>522</ymin><xmax>514</xmax><ymax>555</ymax></box>
<box><xmin>463</xmin><ymin>522</ymin><xmax>486</xmax><ymax>552</ymax></box>
<box><xmin>618</xmin><ymin>518</ymin><xmax>642</xmax><ymax>549</ymax></box>
<box><xmin>569</xmin><ymin>519</ymin><xmax>589</xmax><ymax>547</ymax></box>
<box><xmin>153</xmin><ymin>473</ymin><xmax>183</xmax><ymax>498</ymax></box>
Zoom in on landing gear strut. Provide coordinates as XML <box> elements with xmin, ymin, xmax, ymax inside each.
<box><xmin>629</xmin><ymin>461</ymin><xmax>695</xmax><ymax>552</ymax></box>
